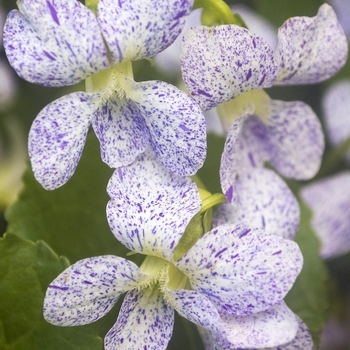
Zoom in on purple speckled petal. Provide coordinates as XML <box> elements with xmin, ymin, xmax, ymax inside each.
<box><xmin>105</xmin><ymin>288</ymin><xmax>174</xmax><ymax>350</ymax></box>
<box><xmin>267</xmin><ymin>100</ymin><xmax>324</xmax><ymax>180</ymax></box>
<box><xmin>128</xmin><ymin>80</ymin><xmax>206</xmax><ymax>176</ymax></box>
<box><xmin>43</xmin><ymin>256</ymin><xmax>147</xmax><ymax>326</ymax></box>
<box><xmin>181</xmin><ymin>25</ymin><xmax>277</xmax><ymax>111</ymax></box>
<box><xmin>107</xmin><ymin>149</ymin><xmax>201</xmax><ymax>260</ymax></box>
<box><xmin>165</xmin><ymin>289</ymin><xmax>224</xmax><ymax>337</ymax></box>
<box><xmin>176</xmin><ymin>224</ymin><xmax>303</xmax><ymax>316</ymax></box>
<box><xmin>301</xmin><ymin>171</ymin><xmax>350</xmax><ymax>259</ymax></box>
<box><xmin>28</xmin><ymin>92</ymin><xmax>99</xmax><ymax>190</ymax></box>
<box><xmin>98</xmin><ymin>0</ymin><xmax>193</xmax><ymax>64</ymax></box>
<box><xmin>214</xmin><ymin>168</ymin><xmax>300</xmax><ymax>240</ymax></box>
<box><xmin>322</xmin><ymin>80</ymin><xmax>350</xmax><ymax>162</ymax></box>
<box><xmin>4</xmin><ymin>0</ymin><xmax>109</xmax><ymax>87</ymax></box>
<box><xmin>215</xmin><ymin>302</ymin><xmax>298</xmax><ymax>349</ymax></box>
<box><xmin>91</xmin><ymin>97</ymin><xmax>149</xmax><ymax>168</ymax></box>
<box><xmin>219</xmin><ymin>114</ymin><xmax>270</xmax><ymax>196</ymax></box>
<box><xmin>275</xmin><ymin>4</ymin><xmax>348</xmax><ymax>85</ymax></box>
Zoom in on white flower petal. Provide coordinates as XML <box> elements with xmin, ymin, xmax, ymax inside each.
<box><xmin>44</xmin><ymin>256</ymin><xmax>147</xmax><ymax>326</ymax></box>
<box><xmin>4</xmin><ymin>0</ymin><xmax>109</xmax><ymax>86</ymax></box>
<box><xmin>275</xmin><ymin>4</ymin><xmax>348</xmax><ymax>85</ymax></box>
<box><xmin>105</xmin><ymin>288</ymin><xmax>174</xmax><ymax>350</ymax></box>
<box><xmin>181</xmin><ymin>25</ymin><xmax>277</xmax><ymax>110</ymax></box>
<box><xmin>28</xmin><ymin>92</ymin><xmax>99</xmax><ymax>190</ymax></box>
<box><xmin>128</xmin><ymin>80</ymin><xmax>207</xmax><ymax>176</ymax></box>
<box><xmin>98</xmin><ymin>0</ymin><xmax>193</xmax><ymax>64</ymax></box>
<box><xmin>214</xmin><ymin>168</ymin><xmax>300</xmax><ymax>240</ymax></box>
<box><xmin>107</xmin><ymin>149</ymin><xmax>201</xmax><ymax>260</ymax></box>
<box><xmin>176</xmin><ymin>224</ymin><xmax>303</xmax><ymax>315</ymax></box>
<box><xmin>91</xmin><ymin>97</ymin><xmax>149</xmax><ymax>168</ymax></box>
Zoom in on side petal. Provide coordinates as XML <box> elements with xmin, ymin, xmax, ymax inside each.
<box><xmin>322</xmin><ymin>80</ymin><xmax>350</xmax><ymax>161</ymax></box>
<box><xmin>28</xmin><ymin>92</ymin><xmax>99</xmax><ymax>190</ymax></box>
<box><xmin>301</xmin><ymin>171</ymin><xmax>350</xmax><ymax>259</ymax></box>
<box><xmin>128</xmin><ymin>80</ymin><xmax>207</xmax><ymax>176</ymax></box>
<box><xmin>97</xmin><ymin>0</ymin><xmax>193</xmax><ymax>64</ymax></box>
<box><xmin>215</xmin><ymin>302</ymin><xmax>298</xmax><ymax>349</ymax></box>
<box><xmin>44</xmin><ymin>256</ymin><xmax>147</xmax><ymax>326</ymax></box>
<box><xmin>181</xmin><ymin>25</ymin><xmax>277</xmax><ymax>111</ymax></box>
<box><xmin>275</xmin><ymin>4</ymin><xmax>348</xmax><ymax>85</ymax></box>
<box><xmin>165</xmin><ymin>289</ymin><xmax>224</xmax><ymax>338</ymax></box>
<box><xmin>105</xmin><ymin>288</ymin><xmax>174</xmax><ymax>350</ymax></box>
<box><xmin>214</xmin><ymin>168</ymin><xmax>300</xmax><ymax>240</ymax></box>
<box><xmin>91</xmin><ymin>97</ymin><xmax>149</xmax><ymax>168</ymax></box>
<box><xmin>330</xmin><ymin>0</ymin><xmax>350</xmax><ymax>40</ymax></box>
<box><xmin>107</xmin><ymin>149</ymin><xmax>201</xmax><ymax>260</ymax></box>
<box><xmin>219</xmin><ymin>114</ymin><xmax>271</xmax><ymax>197</ymax></box>
<box><xmin>176</xmin><ymin>224</ymin><xmax>303</xmax><ymax>315</ymax></box>
<box><xmin>267</xmin><ymin>100</ymin><xmax>325</xmax><ymax>180</ymax></box>
<box><xmin>4</xmin><ymin>0</ymin><xmax>109</xmax><ymax>87</ymax></box>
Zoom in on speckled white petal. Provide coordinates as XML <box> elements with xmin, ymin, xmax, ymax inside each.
<box><xmin>266</xmin><ymin>317</ymin><xmax>313</xmax><ymax>350</ymax></box>
<box><xmin>267</xmin><ymin>100</ymin><xmax>324</xmax><ymax>180</ymax></box>
<box><xmin>107</xmin><ymin>149</ymin><xmax>201</xmax><ymax>260</ymax></box>
<box><xmin>165</xmin><ymin>289</ymin><xmax>224</xmax><ymax>337</ymax></box>
<box><xmin>127</xmin><ymin>80</ymin><xmax>206</xmax><ymax>176</ymax></box>
<box><xmin>181</xmin><ymin>25</ymin><xmax>277</xmax><ymax>111</ymax></box>
<box><xmin>322</xmin><ymin>80</ymin><xmax>350</xmax><ymax>161</ymax></box>
<box><xmin>301</xmin><ymin>171</ymin><xmax>350</xmax><ymax>259</ymax></box>
<box><xmin>275</xmin><ymin>4</ymin><xmax>348</xmax><ymax>85</ymax></box>
<box><xmin>105</xmin><ymin>288</ymin><xmax>174</xmax><ymax>350</ymax></box>
<box><xmin>4</xmin><ymin>0</ymin><xmax>109</xmax><ymax>87</ymax></box>
<box><xmin>44</xmin><ymin>256</ymin><xmax>147</xmax><ymax>326</ymax></box>
<box><xmin>219</xmin><ymin>115</ymin><xmax>271</xmax><ymax>197</ymax></box>
<box><xmin>98</xmin><ymin>0</ymin><xmax>193</xmax><ymax>64</ymax></box>
<box><xmin>91</xmin><ymin>97</ymin><xmax>149</xmax><ymax>168</ymax></box>
<box><xmin>28</xmin><ymin>92</ymin><xmax>99</xmax><ymax>190</ymax></box>
<box><xmin>215</xmin><ymin>302</ymin><xmax>298</xmax><ymax>349</ymax></box>
<box><xmin>214</xmin><ymin>168</ymin><xmax>300</xmax><ymax>240</ymax></box>
<box><xmin>176</xmin><ymin>224</ymin><xmax>303</xmax><ymax>315</ymax></box>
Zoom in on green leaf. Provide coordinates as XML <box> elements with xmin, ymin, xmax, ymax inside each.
<box><xmin>285</xmin><ymin>198</ymin><xmax>329</xmax><ymax>346</ymax></box>
<box><xmin>0</xmin><ymin>233</ymin><xmax>102</xmax><ymax>350</ymax></box>
<box><xmin>5</xmin><ymin>133</ymin><xmax>138</xmax><ymax>265</ymax></box>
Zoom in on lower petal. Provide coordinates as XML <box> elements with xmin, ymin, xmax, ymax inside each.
<box><xmin>29</xmin><ymin>92</ymin><xmax>98</xmax><ymax>190</ymax></box>
<box><xmin>105</xmin><ymin>287</ymin><xmax>174</xmax><ymax>350</ymax></box>
<box><xmin>91</xmin><ymin>97</ymin><xmax>149</xmax><ymax>168</ymax></box>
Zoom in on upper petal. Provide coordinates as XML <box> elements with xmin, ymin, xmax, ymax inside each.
<box><xmin>275</xmin><ymin>4</ymin><xmax>348</xmax><ymax>85</ymax></box>
<box><xmin>107</xmin><ymin>149</ymin><xmax>201</xmax><ymax>260</ymax></box>
<box><xmin>105</xmin><ymin>287</ymin><xmax>174</xmax><ymax>350</ymax></box>
<box><xmin>214</xmin><ymin>168</ymin><xmax>300</xmax><ymax>240</ymax></box>
<box><xmin>3</xmin><ymin>0</ymin><xmax>109</xmax><ymax>87</ymax></box>
<box><xmin>28</xmin><ymin>92</ymin><xmax>99</xmax><ymax>190</ymax></box>
<box><xmin>128</xmin><ymin>80</ymin><xmax>207</xmax><ymax>176</ymax></box>
<box><xmin>330</xmin><ymin>0</ymin><xmax>350</xmax><ymax>40</ymax></box>
<box><xmin>301</xmin><ymin>171</ymin><xmax>350</xmax><ymax>259</ymax></box>
<box><xmin>97</xmin><ymin>0</ymin><xmax>193</xmax><ymax>64</ymax></box>
<box><xmin>91</xmin><ymin>97</ymin><xmax>149</xmax><ymax>168</ymax></box>
<box><xmin>181</xmin><ymin>25</ymin><xmax>277</xmax><ymax>110</ymax></box>
<box><xmin>44</xmin><ymin>256</ymin><xmax>147</xmax><ymax>326</ymax></box>
<box><xmin>176</xmin><ymin>224</ymin><xmax>303</xmax><ymax>315</ymax></box>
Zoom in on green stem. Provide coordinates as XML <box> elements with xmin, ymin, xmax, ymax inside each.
<box><xmin>200</xmin><ymin>193</ymin><xmax>226</xmax><ymax>214</ymax></box>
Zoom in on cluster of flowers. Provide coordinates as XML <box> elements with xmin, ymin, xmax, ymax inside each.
<box><xmin>3</xmin><ymin>0</ymin><xmax>348</xmax><ymax>349</ymax></box>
